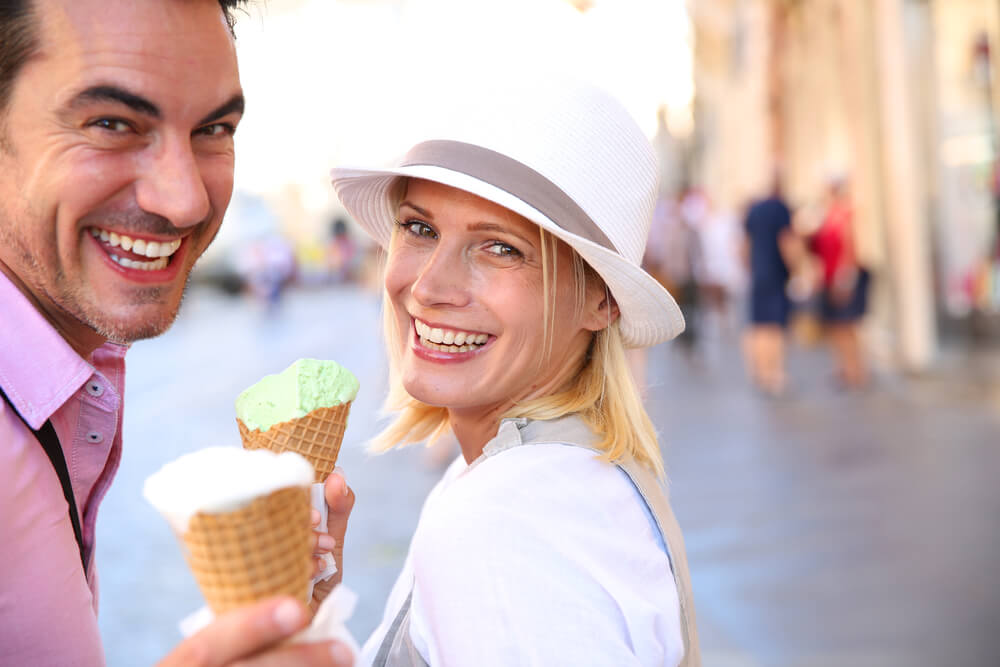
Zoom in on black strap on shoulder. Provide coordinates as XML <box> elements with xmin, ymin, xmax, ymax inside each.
<box><xmin>0</xmin><ymin>385</ymin><xmax>88</xmax><ymax>575</ymax></box>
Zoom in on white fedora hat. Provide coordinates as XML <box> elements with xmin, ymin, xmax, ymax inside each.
<box><xmin>330</xmin><ymin>75</ymin><xmax>684</xmax><ymax>348</ymax></box>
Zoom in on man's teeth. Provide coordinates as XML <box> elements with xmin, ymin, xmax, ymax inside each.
<box><xmin>108</xmin><ymin>254</ymin><xmax>168</xmax><ymax>271</ymax></box>
<box><xmin>90</xmin><ymin>228</ymin><xmax>181</xmax><ymax>259</ymax></box>
<box><xmin>415</xmin><ymin>319</ymin><xmax>488</xmax><ymax>352</ymax></box>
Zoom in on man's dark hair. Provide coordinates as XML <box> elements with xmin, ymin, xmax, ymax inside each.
<box><xmin>0</xmin><ymin>0</ymin><xmax>248</xmax><ymax>120</ymax></box>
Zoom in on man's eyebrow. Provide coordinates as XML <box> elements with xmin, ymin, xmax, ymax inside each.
<box><xmin>197</xmin><ymin>93</ymin><xmax>245</xmax><ymax>126</ymax></box>
<box><xmin>69</xmin><ymin>85</ymin><xmax>160</xmax><ymax>117</ymax></box>
<box><xmin>399</xmin><ymin>201</ymin><xmax>434</xmax><ymax>218</ymax></box>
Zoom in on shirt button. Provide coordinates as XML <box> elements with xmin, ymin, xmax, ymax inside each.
<box><xmin>86</xmin><ymin>431</ymin><xmax>104</xmax><ymax>445</ymax></box>
<box><xmin>86</xmin><ymin>381</ymin><xmax>104</xmax><ymax>397</ymax></box>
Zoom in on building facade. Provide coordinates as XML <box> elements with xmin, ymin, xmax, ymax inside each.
<box><xmin>691</xmin><ymin>0</ymin><xmax>1000</xmax><ymax>370</ymax></box>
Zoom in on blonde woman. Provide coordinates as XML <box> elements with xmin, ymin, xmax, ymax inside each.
<box><xmin>331</xmin><ymin>76</ymin><xmax>700</xmax><ymax>667</ymax></box>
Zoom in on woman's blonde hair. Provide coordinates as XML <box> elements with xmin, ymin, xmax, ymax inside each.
<box><xmin>370</xmin><ymin>179</ymin><xmax>665</xmax><ymax>477</ymax></box>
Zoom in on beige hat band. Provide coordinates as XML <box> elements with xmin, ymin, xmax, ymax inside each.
<box><xmin>400</xmin><ymin>140</ymin><xmax>616</xmax><ymax>253</ymax></box>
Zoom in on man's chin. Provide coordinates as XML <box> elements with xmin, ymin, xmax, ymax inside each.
<box><xmin>81</xmin><ymin>298</ymin><xmax>185</xmax><ymax>345</ymax></box>
<box><xmin>92</xmin><ymin>313</ymin><xmax>179</xmax><ymax>344</ymax></box>
<box><xmin>79</xmin><ymin>280</ymin><xmax>190</xmax><ymax>344</ymax></box>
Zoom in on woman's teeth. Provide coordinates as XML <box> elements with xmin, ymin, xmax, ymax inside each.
<box><xmin>91</xmin><ymin>227</ymin><xmax>181</xmax><ymax>271</ymax></box>
<box><xmin>415</xmin><ymin>319</ymin><xmax>488</xmax><ymax>353</ymax></box>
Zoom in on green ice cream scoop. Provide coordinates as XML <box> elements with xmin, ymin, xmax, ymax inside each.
<box><xmin>235</xmin><ymin>358</ymin><xmax>359</xmax><ymax>432</ymax></box>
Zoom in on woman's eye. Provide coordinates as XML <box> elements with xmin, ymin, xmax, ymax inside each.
<box><xmin>400</xmin><ymin>220</ymin><xmax>437</xmax><ymax>239</ymax></box>
<box><xmin>485</xmin><ymin>241</ymin><xmax>521</xmax><ymax>257</ymax></box>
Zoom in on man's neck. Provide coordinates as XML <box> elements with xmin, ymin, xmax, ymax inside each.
<box><xmin>0</xmin><ymin>262</ymin><xmax>106</xmax><ymax>360</ymax></box>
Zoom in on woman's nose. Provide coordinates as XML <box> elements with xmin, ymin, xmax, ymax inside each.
<box><xmin>409</xmin><ymin>244</ymin><xmax>471</xmax><ymax>308</ymax></box>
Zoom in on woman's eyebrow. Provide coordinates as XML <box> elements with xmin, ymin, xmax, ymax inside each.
<box><xmin>468</xmin><ymin>222</ymin><xmax>535</xmax><ymax>246</ymax></box>
<box><xmin>399</xmin><ymin>201</ymin><xmax>433</xmax><ymax>219</ymax></box>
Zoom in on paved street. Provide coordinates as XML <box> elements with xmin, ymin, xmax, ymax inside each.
<box><xmin>96</xmin><ymin>283</ymin><xmax>1000</xmax><ymax>666</ymax></box>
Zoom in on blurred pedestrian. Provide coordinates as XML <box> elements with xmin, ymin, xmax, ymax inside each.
<box><xmin>810</xmin><ymin>177</ymin><xmax>870</xmax><ymax>389</ymax></box>
<box><xmin>694</xmin><ymin>205</ymin><xmax>744</xmax><ymax>338</ymax></box>
<box><xmin>674</xmin><ymin>186</ymin><xmax>707</xmax><ymax>351</ymax></box>
<box><xmin>332</xmin><ymin>74</ymin><xmax>699</xmax><ymax>666</ymax></box>
<box><xmin>742</xmin><ymin>180</ymin><xmax>801</xmax><ymax>396</ymax></box>
<box><xmin>236</xmin><ymin>233</ymin><xmax>297</xmax><ymax>313</ymax></box>
<box><xmin>327</xmin><ymin>217</ymin><xmax>360</xmax><ymax>283</ymax></box>
<box><xmin>0</xmin><ymin>2</ymin><xmax>351</xmax><ymax>665</ymax></box>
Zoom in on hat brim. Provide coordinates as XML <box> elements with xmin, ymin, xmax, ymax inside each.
<box><xmin>331</xmin><ymin>164</ymin><xmax>685</xmax><ymax>348</ymax></box>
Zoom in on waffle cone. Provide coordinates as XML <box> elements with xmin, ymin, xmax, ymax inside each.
<box><xmin>181</xmin><ymin>485</ymin><xmax>313</xmax><ymax>615</ymax></box>
<box><xmin>238</xmin><ymin>403</ymin><xmax>351</xmax><ymax>483</ymax></box>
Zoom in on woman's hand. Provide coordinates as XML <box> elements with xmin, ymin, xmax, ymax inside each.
<box><xmin>311</xmin><ymin>468</ymin><xmax>355</xmax><ymax>608</ymax></box>
<box><xmin>158</xmin><ymin>597</ymin><xmax>354</xmax><ymax>666</ymax></box>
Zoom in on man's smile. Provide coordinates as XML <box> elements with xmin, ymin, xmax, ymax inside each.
<box><xmin>88</xmin><ymin>226</ymin><xmax>183</xmax><ymax>271</ymax></box>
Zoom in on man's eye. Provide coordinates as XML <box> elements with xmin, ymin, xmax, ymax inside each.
<box><xmin>91</xmin><ymin>118</ymin><xmax>132</xmax><ymax>133</ymax></box>
<box><xmin>197</xmin><ymin>122</ymin><xmax>236</xmax><ymax>137</ymax></box>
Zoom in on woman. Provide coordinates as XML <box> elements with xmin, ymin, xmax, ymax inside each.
<box><xmin>331</xmin><ymin>75</ymin><xmax>700</xmax><ymax>666</ymax></box>
<box><xmin>810</xmin><ymin>177</ymin><xmax>869</xmax><ymax>389</ymax></box>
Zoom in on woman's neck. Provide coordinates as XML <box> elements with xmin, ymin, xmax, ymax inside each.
<box><xmin>448</xmin><ymin>347</ymin><xmax>590</xmax><ymax>463</ymax></box>
<box><xmin>449</xmin><ymin>405</ymin><xmax>508</xmax><ymax>464</ymax></box>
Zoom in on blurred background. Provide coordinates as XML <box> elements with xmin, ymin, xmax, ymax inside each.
<box><xmin>96</xmin><ymin>0</ymin><xmax>1000</xmax><ymax>665</ymax></box>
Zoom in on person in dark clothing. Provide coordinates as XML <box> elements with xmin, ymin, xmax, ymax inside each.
<box><xmin>742</xmin><ymin>188</ymin><xmax>800</xmax><ymax>395</ymax></box>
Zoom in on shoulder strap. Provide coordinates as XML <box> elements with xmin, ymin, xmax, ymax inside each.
<box><xmin>485</xmin><ymin>418</ymin><xmax>702</xmax><ymax>666</ymax></box>
<box><xmin>373</xmin><ymin>591</ymin><xmax>430</xmax><ymax>667</ymax></box>
<box><xmin>0</xmin><ymin>385</ymin><xmax>88</xmax><ymax>575</ymax></box>
<box><xmin>615</xmin><ymin>457</ymin><xmax>701</xmax><ymax>667</ymax></box>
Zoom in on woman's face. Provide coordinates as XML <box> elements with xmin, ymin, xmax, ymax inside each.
<box><xmin>385</xmin><ymin>179</ymin><xmax>605</xmax><ymax>421</ymax></box>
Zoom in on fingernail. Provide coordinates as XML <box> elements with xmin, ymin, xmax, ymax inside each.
<box><xmin>273</xmin><ymin>599</ymin><xmax>303</xmax><ymax>633</ymax></box>
<box><xmin>310</xmin><ymin>508</ymin><xmax>321</xmax><ymax>526</ymax></box>
<box><xmin>330</xmin><ymin>642</ymin><xmax>354</xmax><ymax>665</ymax></box>
<box><xmin>317</xmin><ymin>534</ymin><xmax>336</xmax><ymax>551</ymax></box>
<box><xmin>334</xmin><ymin>466</ymin><xmax>348</xmax><ymax>496</ymax></box>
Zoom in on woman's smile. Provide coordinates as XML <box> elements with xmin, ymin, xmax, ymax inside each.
<box><xmin>410</xmin><ymin>317</ymin><xmax>496</xmax><ymax>362</ymax></box>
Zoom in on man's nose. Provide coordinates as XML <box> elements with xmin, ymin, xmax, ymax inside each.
<box><xmin>134</xmin><ymin>136</ymin><xmax>211</xmax><ymax>228</ymax></box>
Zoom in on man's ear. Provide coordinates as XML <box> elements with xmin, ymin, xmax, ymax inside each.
<box><xmin>582</xmin><ymin>286</ymin><xmax>620</xmax><ymax>332</ymax></box>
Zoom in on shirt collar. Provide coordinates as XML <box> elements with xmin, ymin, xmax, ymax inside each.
<box><xmin>0</xmin><ymin>272</ymin><xmax>101</xmax><ymax>429</ymax></box>
<box><xmin>477</xmin><ymin>414</ymin><xmax>600</xmax><ymax>463</ymax></box>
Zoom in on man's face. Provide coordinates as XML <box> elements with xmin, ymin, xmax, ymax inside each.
<box><xmin>0</xmin><ymin>0</ymin><xmax>243</xmax><ymax>353</ymax></box>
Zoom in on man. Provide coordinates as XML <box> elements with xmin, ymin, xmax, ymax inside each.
<box><xmin>742</xmin><ymin>178</ymin><xmax>802</xmax><ymax>397</ymax></box>
<box><xmin>0</xmin><ymin>1</ymin><xmax>354</xmax><ymax>664</ymax></box>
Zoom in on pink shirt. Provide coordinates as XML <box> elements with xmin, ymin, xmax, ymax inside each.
<box><xmin>0</xmin><ymin>272</ymin><xmax>126</xmax><ymax>666</ymax></box>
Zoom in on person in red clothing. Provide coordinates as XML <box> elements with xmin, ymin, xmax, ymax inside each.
<box><xmin>810</xmin><ymin>177</ymin><xmax>870</xmax><ymax>389</ymax></box>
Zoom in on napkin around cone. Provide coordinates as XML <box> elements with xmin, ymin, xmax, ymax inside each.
<box><xmin>181</xmin><ymin>485</ymin><xmax>313</xmax><ymax>615</ymax></box>
<box><xmin>238</xmin><ymin>403</ymin><xmax>351</xmax><ymax>483</ymax></box>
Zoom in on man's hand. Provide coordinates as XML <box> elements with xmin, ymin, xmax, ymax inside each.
<box><xmin>311</xmin><ymin>468</ymin><xmax>355</xmax><ymax>607</ymax></box>
<box><xmin>158</xmin><ymin>597</ymin><xmax>354</xmax><ymax>666</ymax></box>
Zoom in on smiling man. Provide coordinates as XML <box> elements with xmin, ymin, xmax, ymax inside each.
<box><xmin>0</xmin><ymin>1</ymin><xmax>352</xmax><ymax>665</ymax></box>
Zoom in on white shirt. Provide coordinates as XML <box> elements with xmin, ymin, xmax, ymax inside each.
<box><xmin>360</xmin><ymin>442</ymin><xmax>683</xmax><ymax>666</ymax></box>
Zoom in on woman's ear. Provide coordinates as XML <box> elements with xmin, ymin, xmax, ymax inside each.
<box><xmin>582</xmin><ymin>285</ymin><xmax>620</xmax><ymax>332</ymax></box>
